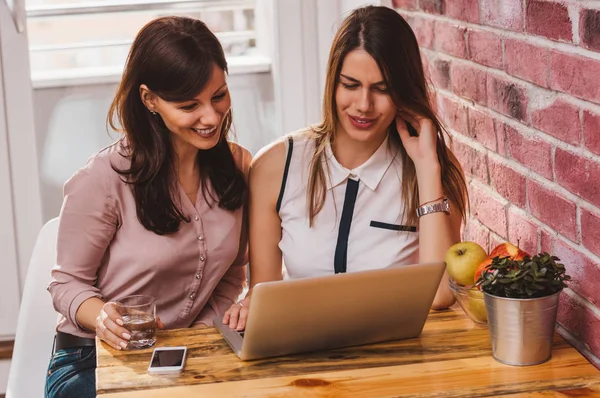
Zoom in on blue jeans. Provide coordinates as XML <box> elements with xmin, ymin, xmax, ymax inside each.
<box><xmin>45</xmin><ymin>346</ymin><xmax>96</xmax><ymax>398</ymax></box>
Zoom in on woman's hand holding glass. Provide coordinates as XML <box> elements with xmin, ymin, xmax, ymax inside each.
<box><xmin>95</xmin><ymin>302</ymin><xmax>165</xmax><ymax>350</ymax></box>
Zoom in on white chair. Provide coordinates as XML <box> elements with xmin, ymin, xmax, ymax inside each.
<box><xmin>7</xmin><ymin>218</ymin><xmax>59</xmax><ymax>398</ymax></box>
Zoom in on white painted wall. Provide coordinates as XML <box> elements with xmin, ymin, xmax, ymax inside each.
<box><xmin>0</xmin><ymin>359</ymin><xmax>10</xmax><ymax>395</ymax></box>
<box><xmin>0</xmin><ymin>0</ymin><xmax>43</xmax><ymax>341</ymax></box>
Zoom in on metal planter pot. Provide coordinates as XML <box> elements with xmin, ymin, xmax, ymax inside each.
<box><xmin>483</xmin><ymin>291</ymin><xmax>561</xmax><ymax>366</ymax></box>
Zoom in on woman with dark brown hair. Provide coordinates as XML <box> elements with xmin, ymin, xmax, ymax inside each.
<box><xmin>224</xmin><ymin>5</ymin><xmax>468</xmax><ymax>330</ymax></box>
<box><xmin>45</xmin><ymin>16</ymin><xmax>250</xmax><ymax>397</ymax></box>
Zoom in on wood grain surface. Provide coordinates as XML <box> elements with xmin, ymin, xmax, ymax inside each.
<box><xmin>96</xmin><ymin>306</ymin><xmax>600</xmax><ymax>397</ymax></box>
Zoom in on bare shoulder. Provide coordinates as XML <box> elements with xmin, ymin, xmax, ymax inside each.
<box><xmin>250</xmin><ymin>136</ymin><xmax>288</xmax><ymax>180</ymax></box>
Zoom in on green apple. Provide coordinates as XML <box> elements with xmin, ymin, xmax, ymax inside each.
<box><xmin>445</xmin><ymin>241</ymin><xmax>488</xmax><ymax>285</ymax></box>
<box><xmin>467</xmin><ymin>289</ymin><xmax>487</xmax><ymax>323</ymax></box>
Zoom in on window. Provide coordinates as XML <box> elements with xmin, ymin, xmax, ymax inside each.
<box><xmin>26</xmin><ymin>0</ymin><xmax>269</xmax><ymax>84</ymax></box>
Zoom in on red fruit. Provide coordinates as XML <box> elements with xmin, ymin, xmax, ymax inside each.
<box><xmin>489</xmin><ymin>242</ymin><xmax>529</xmax><ymax>261</ymax></box>
<box><xmin>474</xmin><ymin>257</ymin><xmax>493</xmax><ymax>283</ymax></box>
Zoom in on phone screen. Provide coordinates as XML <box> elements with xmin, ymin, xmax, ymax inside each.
<box><xmin>150</xmin><ymin>349</ymin><xmax>185</xmax><ymax>368</ymax></box>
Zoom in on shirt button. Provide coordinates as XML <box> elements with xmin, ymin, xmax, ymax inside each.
<box><xmin>197</xmin><ymin>235</ymin><xmax>204</xmax><ymax>241</ymax></box>
<box><xmin>194</xmin><ymin>215</ymin><xmax>199</xmax><ymax>221</ymax></box>
<box><xmin>189</xmin><ymin>293</ymin><xmax>195</xmax><ymax>300</ymax></box>
<box><xmin>200</xmin><ymin>254</ymin><xmax>206</xmax><ymax>261</ymax></box>
<box><xmin>195</xmin><ymin>272</ymin><xmax>202</xmax><ymax>279</ymax></box>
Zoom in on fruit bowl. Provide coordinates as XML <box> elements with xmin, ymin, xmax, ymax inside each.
<box><xmin>449</xmin><ymin>278</ymin><xmax>488</xmax><ymax>325</ymax></box>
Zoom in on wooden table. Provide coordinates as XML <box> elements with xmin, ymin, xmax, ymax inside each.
<box><xmin>96</xmin><ymin>306</ymin><xmax>600</xmax><ymax>397</ymax></box>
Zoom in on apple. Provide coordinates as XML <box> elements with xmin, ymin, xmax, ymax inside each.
<box><xmin>466</xmin><ymin>289</ymin><xmax>487</xmax><ymax>323</ymax></box>
<box><xmin>489</xmin><ymin>242</ymin><xmax>529</xmax><ymax>261</ymax></box>
<box><xmin>474</xmin><ymin>257</ymin><xmax>493</xmax><ymax>283</ymax></box>
<box><xmin>445</xmin><ymin>241</ymin><xmax>489</xmax><ymax>286</ymax></box>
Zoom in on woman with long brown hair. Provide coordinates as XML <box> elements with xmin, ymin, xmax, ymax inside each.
<box><xmin>224</xmin><ymin>5</ymin><xmax>468</xmax><ymax>330</ymax></box>
<box><xmin>45</xmin><ymin>16</ymin><xmax>250</xmax><ymax>397</ymax></box>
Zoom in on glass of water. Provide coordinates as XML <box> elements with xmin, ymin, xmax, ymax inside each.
<box><xmin>115</xmin><ymin>295</ymin><xmax>157</xmax><ymax>349</ymax></box>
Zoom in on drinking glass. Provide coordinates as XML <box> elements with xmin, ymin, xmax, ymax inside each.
<box><xmin>115</xmin><ymin>295</ymin><xmax>157</xmax><ymax>349</ymax></box>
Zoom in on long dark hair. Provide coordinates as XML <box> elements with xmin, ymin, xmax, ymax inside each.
<box><xmin>108</xmin><ymin>16</ymin><xmax>247</xmax><ymax>235</ymax></box>
<box><xmin>308</xmin><ymin>5</ymin><xmax>468</xmax><ymax>226</ymax></box>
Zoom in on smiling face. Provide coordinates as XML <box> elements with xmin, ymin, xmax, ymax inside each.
<box><xmin>335</xmin><ymin>49</ymin><xmax>397</xmax><ymax>146</ymax></box>
<box><xmin>141</xmin><ymin>63</ymin><xmax>231</xmax><ymax>155</ymax></box>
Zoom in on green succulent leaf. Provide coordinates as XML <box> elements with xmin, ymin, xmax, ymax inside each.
<box><xmin>474</xmin><ymin>251</ymin><xmax>571</xmax><ymax>299</ymax></box>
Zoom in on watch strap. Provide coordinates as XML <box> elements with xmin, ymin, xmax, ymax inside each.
<box><xmin>416</xmin><ymin>197</ymin><xmax>450</xmax><ymax>218</ymax></box>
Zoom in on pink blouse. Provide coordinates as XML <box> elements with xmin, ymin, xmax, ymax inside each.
<box><xmin>48</xmin><ymin>140</ymin><xmax>251</xmax><ymax>338</ymax></box>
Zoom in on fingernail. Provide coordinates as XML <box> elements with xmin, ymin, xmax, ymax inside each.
<box><xmin>116</xmin><ymin>319</ymin><xmax>124</xmax><ymax>326</ymax></box>
<box><xmin>120</xmin><ymin>341</ymin><xmax>128</xmax><ymax>349</ymax></box>
<box><xmin>122</xmin><ymin>332</ymin><xmax>131</xmax><ymax>340</ymax></box>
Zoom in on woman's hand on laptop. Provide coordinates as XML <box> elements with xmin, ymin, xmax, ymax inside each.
<box><xmin>222</xmin><ymin>297</ymin><xmax>251</xmax><ymax>330</ymax></box>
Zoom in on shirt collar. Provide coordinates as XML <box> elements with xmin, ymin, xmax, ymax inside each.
<box><xmin>323</xmin><ymin>136</ymin><xmax>398</xmax><ymax>191</ymax></box>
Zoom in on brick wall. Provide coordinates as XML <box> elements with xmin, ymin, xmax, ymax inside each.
<box><xmin>392</xmin><ymin>0</ymin><xmax>600</xmax><ymax>365</ymax></box>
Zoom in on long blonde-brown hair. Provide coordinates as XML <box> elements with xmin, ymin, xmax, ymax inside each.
<box><xmin>307</xmin><ymin>5</ymin><xmax>468</xmax><ymax>227</ymax></box>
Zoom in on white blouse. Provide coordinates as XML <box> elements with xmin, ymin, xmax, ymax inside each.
<box><xmin>277</xmin><ymin>132</ymin><xmax>419</xmax><ymax>279</ymax></box>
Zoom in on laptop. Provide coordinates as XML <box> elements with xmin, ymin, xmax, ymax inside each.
<box><xmin>214</xmin><ymin>261</ymin><xmax>445</xmax><ymax>361</ymax></box>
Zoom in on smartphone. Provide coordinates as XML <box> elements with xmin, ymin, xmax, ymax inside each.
<box><xmin>147</xmin><ymin>346</ymin><xmax>187</xmax><ymax>374</ymax></box>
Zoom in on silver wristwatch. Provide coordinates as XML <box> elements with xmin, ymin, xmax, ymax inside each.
<box><xmin>416</xmin><ymin>197</ymin><xmax>450</xmax><ymax>218</ymax></box>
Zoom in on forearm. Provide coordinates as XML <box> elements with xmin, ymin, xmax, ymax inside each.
<box><xmin>75</xmin><ymin>297</ymin><xmax>106</xmax><ymax>332</ymax></box>
<box><xmin>416</xmin><ymin>166</ymin><xmax>458</xmax><ymax>309</ymax></box>
<box><xmin>417</xmin><ymin>167</ymin><xmax>457</xmax><ymax>263</ymax></box>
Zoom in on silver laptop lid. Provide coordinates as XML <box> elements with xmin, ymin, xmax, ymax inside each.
<box><xmin>235</xmin><ymin>261</ymin><xmax>445</xmax><ymax>360</ymax></box>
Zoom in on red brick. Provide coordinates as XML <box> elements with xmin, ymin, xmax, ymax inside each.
<box><xmin>471</xmin><ymin>184</ymin><xmax>508</xmax><ymax>236</ymax></box>
<box><xmin>437</xmin><ymin>95</ymin><xmax>468</xmax><ymax>133</ymax></box>
<box><xmin>463</xmin><ymin>219</ymin><xmax>491</xmax><ymax>253</ymax></box>
<box><xmin>392</xmin><ymin>0</ymin><xmax>417</xmax><ymax>9</ymax></box>
<box><xmin>486</xmin><ymin>75</ymin><xmax>528</xmax><ymax>122</ymax></box>
<box><xmin>453</xmin><ymin>141</ymin><xmax>489</xmax><ymax>182</ymax></box>
<box><xmin>467</xmin><ymin>29</ymin><xmax>503</xmax><ymax>69</ymax></box>
<box><xmin>422</xmin><ymin>53</ymin><xmax>432</xmax><ymax>81</ymax></box>
<box><xmin>507</xmin><ymin>209</ymin><xmax>538</xmax><ymax>255</ymax></box>
<box><xmin>531</xmin><ymin>100</ymin><xmax>581</xmax><ymax>145</ymax></box>
<box><xmin>451</xmin><ymin>63</ymin><xmax>487</xmax><ymax>105</ymax></box>
<box><xmin>480</xmin><ymin>0</ymin><xmax>523</xmax><ymax>31</ymax></box>
<box><xmin>541</xmin><ymin>230</ymin><xmax>553</xmax><ymax>253</ymax></box>
<box><xmin>496</xmin><ymin>121</ymin><xmax>508</xmax><ymax>156</ymax></box>
<box><xmin>434</xmin><ymin>21</ymin><xmax>467</xmax><ymax>58</ymax></box>
<box><xmin>468</xmin><ymin>108</ymin><xmax>497</xmax><ymax>151</ymax></box>
<box><xmin>582</xmin><ymin>209</ymin><xmax>600</xmax><ymax>258</ymax></box>
<box><xmin>504</xmin><ymin>39</ymin><xmax>548</xmax><ymax>87</ymax></box>
<box><xmin>550</xmin><ymin>51</ymin><xmax>600</xmax><ymax>105</ymax></box>
<box><xmin>580</xmin><ymin>8</ymin><xmax>600</xmax><ymax>52</ymax></box>
<box><xmin>557</xmin><ymin>293</ymin><xmax>600</xmax><ymax>357</ymax></box>
<box><xmin>555</xmin><ymin>148</ymin><xmax>600</xmax><ymax>208</ymax></box>
<box><xmin>506</xmin><ymin>126</ymin><xmax>553</xmax><ymax>180</ymax></box>
<box><xmin>490</xmin><ymin>234</ymin><xmax>507</xmax><ymax>251</ymax></box>
<box><xmin>554</xmin><ymin>240</ymin><xmax>600</xmax><ymax>307</ymax></box>
<box><xmin>583</xmin><ymin>110</ymin><xmax>600</xmax><ymax>156</ymax></box>
<box><xmin>489</xmin><ymin>159</ymin><xmax>527</xmax><ymax>208</ymax></box>
<box><xmin>419</xmin><ymin>0</ymin><xmax>445</xmax><ymax>14</ymax></box>
<box><xmin>447</xmin><ymin>0</ymin><xmax>479</xmax><ymax>24</ymax></box>
<box><xmin>526</xmin><ymin>1</ymin><xmax>572</xmax><ymax>42</ymax></box>
<box><xmin>406</xmin><ymin>15</ymin><xmax>435</xmax><ymax>49</ymax></box>
<box><xmin>431</xmin><ymin>58</ymin><xmax>451</xmax><ymax>90</ymax></box>
<box><xmin>528</xmin><ymin>181</ymin><xmax>578</xmax><ymax>241</ymax></box>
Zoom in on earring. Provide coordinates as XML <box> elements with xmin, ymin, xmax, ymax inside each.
<box><xmin>150</xmin><ymin>110</ymin><xmax>157</xmax><ymax>115</ymax></box>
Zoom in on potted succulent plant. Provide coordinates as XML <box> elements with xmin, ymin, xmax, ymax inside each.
<box><xmin>476</xmin><ymin>253</ymin><xmax>571</xmax><ymax>366</ymax></box>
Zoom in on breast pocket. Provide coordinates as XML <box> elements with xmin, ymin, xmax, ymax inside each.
<box><xmin>369</xmin><ymin>221</ymin><xmax>417</xmax><ymax>232</ymax></box>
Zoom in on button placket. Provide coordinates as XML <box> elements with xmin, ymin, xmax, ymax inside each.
<box><xmin>189</xmin><ymin>215</ymin><xmax>206</xmax><ymax>300</ymax></box>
